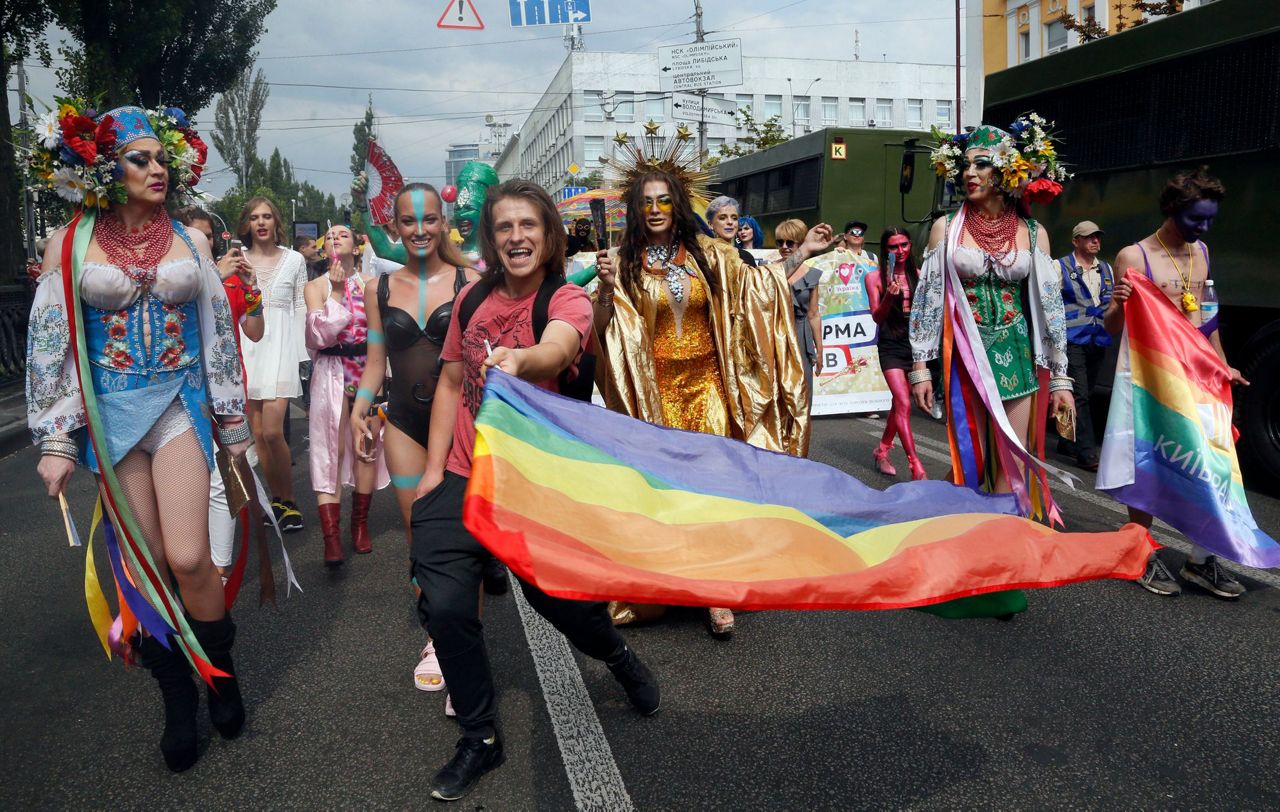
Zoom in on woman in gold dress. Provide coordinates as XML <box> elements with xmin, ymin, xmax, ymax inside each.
<box><xmin>593</xmin><ymin>167</ymin><xmax>830</xmax><ymax>635</ymax></box>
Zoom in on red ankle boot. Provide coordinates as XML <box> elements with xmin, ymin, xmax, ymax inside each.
<box><xmin>351</xmin><ymin>492</ymin><xmax>373</xmax><ymax>554</ymax></box>
<box><xmin>319</xmin><ymin>503</ymin><xmax>343</xmax><ymax>567</ymax></box>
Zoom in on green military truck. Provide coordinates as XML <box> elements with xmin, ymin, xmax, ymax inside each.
<box><xmin>713</xmin><ymin>127</ymin><xmax>938</xmax><ymax>254</ymax></box>
<box><xmin>983</xmin><ymin>0</ymin><xmax>1280</xmax><ymax>490</ymax></box>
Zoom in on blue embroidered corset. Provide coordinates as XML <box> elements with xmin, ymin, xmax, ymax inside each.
<box><xmin>84</xmin><ymin>295</ymin><xmax>202</xmax><ymax>392</ymax></box>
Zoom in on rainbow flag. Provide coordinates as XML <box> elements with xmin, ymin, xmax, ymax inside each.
<box><xmin>463</xmin><ymin>371</ymin><xmax>1149</xmax><ymax>612</ymax></box>
<box><xmin>1097</xmin><ymin>273</ymin><xmax>1279</xmax><ymax>568</ymax></box>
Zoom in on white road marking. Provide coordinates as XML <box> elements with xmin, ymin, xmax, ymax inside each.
<box><xmin>513</xmin><ymin>583</ymin><xmax>635</xmax><ymax>812</ymax></box>
<box><xmin>857</xmin><ymin>420</ymin><xmax>1280</xmax><ymax>590</ymax></box>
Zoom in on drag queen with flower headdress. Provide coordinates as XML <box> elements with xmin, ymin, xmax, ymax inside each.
<box><xmin>26</xmin><ymin>103</ymin><xmax>249</xmax><ymax>772</ymax></box>
<box><xmin>910</xmin><ymin>116</ymin><xmax>1075</xmax><ymax>527</ymax></box>
<box><xmin>593</xmin><ymin>126</ymin><xmax>831</xmax><ymax>635</ymax></box>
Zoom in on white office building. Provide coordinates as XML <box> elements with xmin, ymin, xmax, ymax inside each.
<box><xmin>495</xmin><ymin>50</ymin><xmax>959</xmax><ymax>197</ymax></box>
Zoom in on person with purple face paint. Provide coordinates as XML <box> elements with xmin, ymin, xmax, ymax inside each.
<box><xmin>1107</xmin><ymin>167</ymin><xmax>1249</xmax><ymax>599</ymax></box>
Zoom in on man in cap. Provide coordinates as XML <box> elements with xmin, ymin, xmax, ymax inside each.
<box><xmin>1055</xmin><ymin>220</ymin><xmax>1113</xmax><ymax>471</ymax></box>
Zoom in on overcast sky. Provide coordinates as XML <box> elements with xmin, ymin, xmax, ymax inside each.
<box><xmin>12</xmin><ymin>0</ymin><xmax>963</xmax><ymax>201</ymax></box>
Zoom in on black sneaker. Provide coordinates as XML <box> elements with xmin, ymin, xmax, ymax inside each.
<box><xmin>278</xmin><ymin>501</ymin><xmax>304</xmax><ymax>533</ymax></box>
<box><xmin>607</xmin><ymin>645</ymin><xmax>660</xmax><ymax>716</ymax></box>
<box><xmin>482</xmin><ymin>558</ymin><xmax>509</xmax><ymax>596</ymax></box>
<box><xmin>1136</xmin><ymin>552</ymin><xmax>1181</xmax><ymax>596</ymax></box>
<box><xmin>429</xmin><ymin>736</ymin><xmax>505</xmax><ymax>802</ymax></box>
<box><xmin>264</xmin><ymin>500</ymin><xmax>286</xmax><ymax>528</ymax></box>
<box><xmin>1180</xmin><ymin>556</ymin><xmax>1246</xmax><ymax>599</ymax></box>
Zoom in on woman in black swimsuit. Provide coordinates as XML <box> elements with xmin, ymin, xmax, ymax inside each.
<box><xmin>351</xmin><ymin>183</ymin><xmax>479</xmax><ymax>692</ymax></box>
<box><xmin>352</xmin><ymin>184</ymin><xmax>478</xmax><ymax>519</ymax></box>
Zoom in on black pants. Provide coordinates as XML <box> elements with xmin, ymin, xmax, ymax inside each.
<box><xmin>410</xmin><ymin>471</ymin><xmax>626</xmax><ymax>740</ymax></box>
<box><xmin>1061</xmin><ymin>342</ymin><xmax>1106</xmax><ymax>461</ymax></box>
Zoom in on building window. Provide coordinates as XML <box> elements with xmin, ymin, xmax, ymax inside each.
<box><xmin>735</xmin><ymin>94</ymin><xmax>753</xmax><ymax>113</ymax></box>
<box><xmin>1084</xmin><ymin>4</ymin><xmax>1095</xmax><ymax>20</ymax></box>
<box><xmin>906</xmin><ymin>98</ymin><xmax>923</xmax><ymax>129</ymax></box>
<box><xmin>645</xmin><ymin>95</ymin><xmax>665</xmax><ymax>123</ymax></box>
<box><xmin>821</xmin><ymin>97</ymin><xmax>838</xmax><ymax>126</ymax></box>
<box><xmin>849</xmin><ymin>98</ymin><xmax>866</xmax><ymax>126</ymax></box>
<box><xmin>584</xmin><ymin>90</ymin><xmax>604</xmax><ymax>122</ymax></box>
<box><xmin>707</xmin><ymin>137</ymin><xmax>725</xmax><ymax>154</ymax></box>
<box><xmin>935</xmin><ymin>100</ymin><xmax>953</xmax><ymax>127</ymax></box>
<box><xmin>1045</xmin><ymin>20</ymin><xmax>1068</xmax><ymax>53</ymax></box>
<box><xmin>874</xmin><ymin>98</ymin><xmax>893</xmax><ymax>127</ymax></box>
<box><xmin>612</xmin><ymin>91</ymin><xmax>634</xmax><ymax>122</ymax></box>
<box><xmin>583</xmin><ymin>135</ymin><xmax>605</xmax><ymax>166</ymax></box>
<box><xmin>764</xmin><ymin>94</ymin><xmax>783</xmax><ymax>119</ymax></box>
<box><xmin>793</xmin><ymin>96</ymin><xmax>810</xmax><ymax>128</ymax></box>
<box><xmin>1019</xmin><ymin>31</ymin><xmax>1031</xmax><ymax>62</ymax></box>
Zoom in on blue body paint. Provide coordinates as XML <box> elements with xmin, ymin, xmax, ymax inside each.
<box><xmin>391</xmin><ymin>473</ymin><xmax>423</xmax><ymax>489</ymax></box>
<box><xmin>410</xmin><ymin>188</ymin><xmax>430</xmax><ymax>329</ymax></box>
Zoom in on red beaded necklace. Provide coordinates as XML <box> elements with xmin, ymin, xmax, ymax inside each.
<box><xmin>96</xmin><ymin>208</ymin><xmax>174</xmax><ymax>286</ymax></box>
<box><xmin>963</xmin><ymin>203</ymin><xmax>1020</xmax><ymax>267</ymax></box>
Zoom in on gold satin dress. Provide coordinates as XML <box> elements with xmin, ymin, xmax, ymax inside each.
<box><xmin>650</xmin><ymin>269</ymin><xmax>730</xmax><ymax>435</ymax></box>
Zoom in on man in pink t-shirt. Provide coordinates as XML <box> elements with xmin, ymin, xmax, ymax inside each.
<box><xmin>409</xmin><ymin>180</ymin><xmax>660</xmax><ymax>802</ymax></box>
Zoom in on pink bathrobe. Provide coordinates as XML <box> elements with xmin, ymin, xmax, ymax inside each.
<box><xmin>305</xmin><ymin>275</ymin><xmax>389</xmax><ymax>494</ymax></box>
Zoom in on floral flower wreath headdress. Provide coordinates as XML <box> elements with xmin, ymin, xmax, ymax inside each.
<box><xmin>25</xmin><ymin>98</ymin><xmax>208</xmax><ymax>210</ymax></box>
<box><xmin>930</xmin><ymin>112</ymin><xmax>1070</xmax><ymax>204</ymax></box>
<box><xmin>599</xmin><ymin>121</ymin><xmax>714</xmax><ymax>206</ymax></box>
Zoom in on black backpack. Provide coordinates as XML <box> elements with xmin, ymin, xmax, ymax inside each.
<box><xmin>455</xmin><ymin>274</ymin><xmax>597</xmax><ymax>402</ymax></box>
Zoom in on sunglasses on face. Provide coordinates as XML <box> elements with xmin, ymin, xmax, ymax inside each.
<box><xmin>777</xmin><ymin>239</ymin><xmax>798</xmax><ymax>248</ymax></box>
<box><xmin>847</xmin><ymin>229</ymin><xmax>864</xmax><ymax>237</ymax></box>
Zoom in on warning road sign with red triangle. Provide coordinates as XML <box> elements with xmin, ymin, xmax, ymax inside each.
<box><xmin>437</xmin><ymin>0</ymin><xmax>484</xmax><ymax>30</ymax></box>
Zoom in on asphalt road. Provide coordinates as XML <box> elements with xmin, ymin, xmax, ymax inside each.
<box><xmin>2</xmin><ymin>410</ymin><xmax>1278</xmax><ymax>810</ymax></box>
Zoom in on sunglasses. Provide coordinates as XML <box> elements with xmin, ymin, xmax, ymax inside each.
<box><xmin>777</xmin><ymin>239</ymin><xmax>798</xmax><ymax>248</ymax></box>
<box><xmin>846</xmin><ymin>229</ymin><xmax>864</xmax><ymax>237</ymax></box>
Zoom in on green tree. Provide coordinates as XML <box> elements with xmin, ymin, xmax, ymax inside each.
<box><xmin>347</xmin><ymin>96</ymin><xmax>377</xmax><ymax>231</ymax></box>
<box><xmin>50</xmin><ymin>0</ymin><xmax>277</xmax><ymax>111</ymax></box>
<box><xmin>566</xmin><ymin>170</ymin><xmax>604</xmax><ymax>189</ymax></box>
<box><xmin>350</xmin><ymin>95</ymin><xmax>375</xmax><ymax>178</ymax></box>
<box><xmin>2</xmin><ymin>0</ymin><xmax>54</xmax><ymax>272</ymax></box>
<box><xmin>716</xmin><ymin>105</ymin><xmax>790</xmax><ymax>160</ymax></box>
<box><xmin>211</xmin><ymin>67</ymin><xmax>270</xmax><ymax>190</ymax></box>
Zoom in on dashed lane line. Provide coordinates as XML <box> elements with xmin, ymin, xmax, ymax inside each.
<box><xmin>513</xmin><ymin>582</ymin><xmax>635</xmax><ymax>812</ymax></box>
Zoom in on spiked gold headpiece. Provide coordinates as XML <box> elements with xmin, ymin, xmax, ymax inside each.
<box><xmin>599</xmin><ymin>120</ymin><xmax>713</xmax><ymax>205</ymax></box>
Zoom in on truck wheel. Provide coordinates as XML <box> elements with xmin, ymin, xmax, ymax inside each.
<box><xmin>1237</xmin><ymin>335</ymin><xmax>1280</xmax><ymax>496</ymax></box>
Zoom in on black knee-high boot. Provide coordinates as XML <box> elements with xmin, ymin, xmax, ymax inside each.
<box><xmin>188</xmin><ymin>614</ymin><xmax>246</xmax><ymax>740</ymax></box>
<box><xmin>137</xmin><ymin>634</ymin><xmax>200</xmax><ymax>772</ymax></box>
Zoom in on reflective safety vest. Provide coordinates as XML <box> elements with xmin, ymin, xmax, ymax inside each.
<box><xmin>1057</xmin><ymin>254</ymin><xmax>1113</xmax><ymax>347</ymax></box>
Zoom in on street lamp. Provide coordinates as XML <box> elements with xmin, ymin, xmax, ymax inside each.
<box><xmin>786</xmin><ymin>77</ymin><xmax>821</xmax><ymax>137</ymax></box>
<box><xmin>291</xmin><ymin>192</ymin><xmax>303</xmax><ymax>231</ymax></box>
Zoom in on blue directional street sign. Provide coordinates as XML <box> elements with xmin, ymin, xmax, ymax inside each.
<box><xmin>509</xmin><ymin>0</ymin><xmax>591</xmax><ymax>28</ymax></box>
<box><xmin>560</xmin><ymin>186</ymin><xmax>588</xmax><ymax>200</ymax></box>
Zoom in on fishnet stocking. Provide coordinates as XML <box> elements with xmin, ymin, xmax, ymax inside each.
<box><xmin>109</xmin><ymin>428</ymin><xmax>224</xmax><ymax>621</ymax></box>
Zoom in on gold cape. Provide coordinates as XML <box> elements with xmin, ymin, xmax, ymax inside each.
<box><xmin>594</xmin><ymin>236</ymin><xmax>810</xmax><ymax>456</ymax></box>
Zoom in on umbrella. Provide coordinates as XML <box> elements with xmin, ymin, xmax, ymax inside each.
<box><xmin>557</xmin><ymin>188</ymin><xmax>625</xmax><ymax>230</ymax></box>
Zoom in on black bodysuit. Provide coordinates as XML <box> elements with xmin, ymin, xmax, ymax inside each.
<box><xmin>378</xmin><ymin>268</ymin><xmax>468</xmax><ymax>447</ymax></box>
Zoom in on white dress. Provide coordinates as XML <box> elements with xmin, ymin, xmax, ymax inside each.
<box><xmin>242</xmin><ymin>247</ymin><xmax>308</xmax><ymax>399</ymax></box>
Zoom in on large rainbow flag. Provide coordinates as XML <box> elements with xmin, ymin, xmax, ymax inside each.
<box><xmin>464</xmin><ymin>371</ymin><xmax>1150</xmax><ymax>611</ymax></box>
<box><xmin>1097</xmin><ymin>273</ymin><xmax>1280</xmax><ymax>568</ymax></box>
